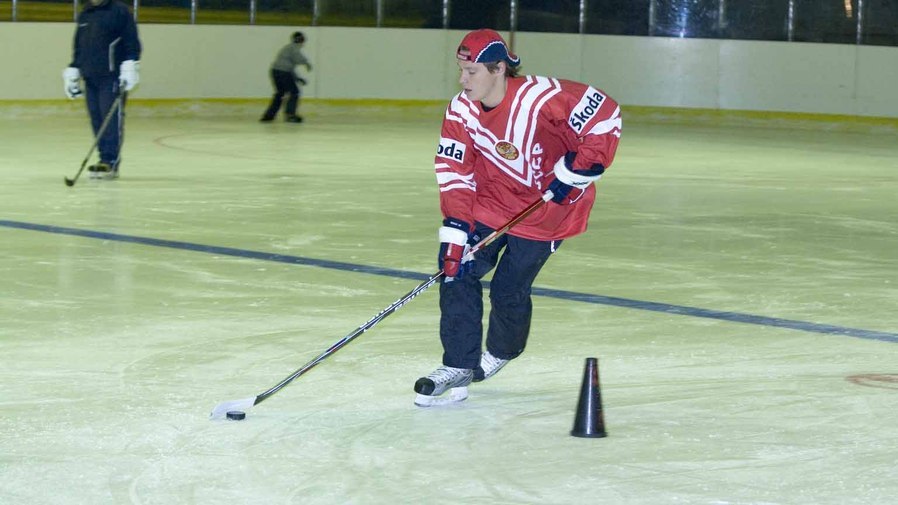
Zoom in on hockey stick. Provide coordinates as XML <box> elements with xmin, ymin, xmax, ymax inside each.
<box><xmin>64</xmin><ymin>90</ymin><xmax>125</xmax><ymax>187</ymax></box>
<box><xmin>209</xmin><ymin>191</ymin><xmax>554</xmax><ymax>419</ymax></box>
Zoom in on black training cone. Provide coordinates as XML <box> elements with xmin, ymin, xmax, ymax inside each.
<box><xmin>571</xmin><ymin>357</ymin><xmax>607</xmax><ymax>438</ymax></box>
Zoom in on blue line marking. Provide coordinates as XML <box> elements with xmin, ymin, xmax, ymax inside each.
<box><xmin>3</xmin><ymin>219</ymin><xmax>896</xmax><ymax>344</ymax></box>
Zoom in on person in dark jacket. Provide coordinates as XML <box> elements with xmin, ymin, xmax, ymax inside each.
<box><xmin>63</xmin><ymin>0</ymin><xmax>141</xmax><ymax>180</ymax></box>
<box><xmin>260</xmin><ymin>31</ymin><xmax>312</xmax><ymax>123</ymax></box>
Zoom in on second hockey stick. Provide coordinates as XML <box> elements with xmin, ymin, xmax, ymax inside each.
<box><xmin>64</xmin><ymin>91</ymin><xmax>125</xmax><ymax>187</ymax></box>
<box><xmin>210</xmin><ymin>191</ymin><xmax>554</xmax><ymax>419</ymax></box>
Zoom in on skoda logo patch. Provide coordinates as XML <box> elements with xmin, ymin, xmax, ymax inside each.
<box><xmin>495</xmin><ymin>141</ymin><xmax>519</xmax><ymax>160</ymax></box>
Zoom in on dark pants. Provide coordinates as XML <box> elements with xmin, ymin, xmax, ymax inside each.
<box><xmin>84</xmin><ymin>75</ymin><xmax>125</xmax><ymax>169</ymax></box>
<box><xmin>262</xmin><ymin>69</ymin><xmax>300</xmax><ymax>119</ymax></box>
<box><xmin>439</xmin><ymin>221</ymin><xmax>562</xmax><ymax>369</ymax></box>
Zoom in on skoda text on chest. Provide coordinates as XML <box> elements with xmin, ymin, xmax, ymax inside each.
<box><xmin>568</xmin><ymin>88</ymin><xmax>606</xmax><ymax>134</ymax></box>
<box><xmin>437</xmin><ymin>137</ymin><xmax>466</xmax><ymax>162</ymax></box>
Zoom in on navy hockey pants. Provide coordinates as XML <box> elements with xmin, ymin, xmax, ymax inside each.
<box><xmin>84</xmin><ymin>75</ymin><xmax>125</xmax><ymax>168</ymax></box>
<box><xmin>262</xmin><ymin>69</ymin><xmax>300</xmax><ymax>119</ymax></box>
<box><xmin>439</xmin><ymin>221</ymin><xmax>562</xmax><ymax>370</ymax></box>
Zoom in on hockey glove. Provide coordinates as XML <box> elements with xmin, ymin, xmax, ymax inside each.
<box><xmin>297</xmin><ymin>77</ymin><xmax>308</xmax><ymax>86</ymax></box>
<box><xmin>119</xmin><ymin>60</ymin><xmax>140</xmax><ymax>91</ymax></box>
<box><xmin>438</xmin><ymin>218</ymin><xmax>474</xmax><ymax>280</ymax></box>
<box><xmin>548</xmin><ymin>152</ymin><xmax>604</xmax><ymax>204</ymax></box>
<box><xmin>63</xmin><ymin>67</ymin><xmax>82</xmax><ymax>99</ymax></box>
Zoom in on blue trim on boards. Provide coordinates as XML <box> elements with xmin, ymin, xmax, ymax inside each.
<box><xmin>3</xmin><ymin>219</ymin><xmax>896</xmax><ymax>344</ymax></box>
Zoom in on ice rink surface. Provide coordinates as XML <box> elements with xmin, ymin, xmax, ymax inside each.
<box><xmin>1</xmin><ymin>103</ymin><xmax>896</xmax><ymax>504</ymax></box>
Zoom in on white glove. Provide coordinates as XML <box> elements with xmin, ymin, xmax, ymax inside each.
<box><xmin>63</xmin><ymin>67</ymin><xmax>82</xmax><ymax>99</ymax></box>
<box><xmin>119</xmin><ymin>60</ymin><xmax>140</xmax><ymax>91</ymax></box>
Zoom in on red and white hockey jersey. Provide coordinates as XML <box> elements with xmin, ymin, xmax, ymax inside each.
<box><xmin>434</xmin><ymin>75</ymin><xmax>621</xmax><ymax>241</ymax></box>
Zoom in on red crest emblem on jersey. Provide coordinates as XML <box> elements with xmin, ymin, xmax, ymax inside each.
<box><xmin>495</xmin><ymin>141</ymin><xmax>519</xmax><ymax>160</ymax></box>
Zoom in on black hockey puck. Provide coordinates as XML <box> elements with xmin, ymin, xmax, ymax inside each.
<box><xmin>226</xmin><ymin>411</ymin><xmax>246</xmax><ymax>421</ymax></box>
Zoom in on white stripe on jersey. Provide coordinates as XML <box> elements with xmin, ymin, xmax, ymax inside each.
<box><xmin>440</xmin><ymin>182</ymin><xmax>475</xmax><ymax>192</ymax></box>
<box><xmin>436</xmin><ymin>164</ymin><xmax>476</xmax><ymax>192</ymax></box>
<box><xmin>436</xmin><ymin>170</ymin><xmax>474</xmax><ymax>186</ymax></box>
<box><xmin>448</xmin><ymin>77</ymin><xmax>562</xmax><ymax>187</ymax></box>
<box><xmin>586</xmin><ymin>106</ymin><xmax>622</xmax><ymax>137</ymax></box>
<box><xmin>522</xmin><ymin>77</ymin><xmax>562</xmax><ymax>174</ymax></box>
<box><xmin>445</xmin><ymin>114</ymin><xmax>463</xmax><ymax>125</ymax></box>
<box><xmin>505</xmin><ymin>76</ymin><xmax>539</xmax><ymax>140</ymax></box>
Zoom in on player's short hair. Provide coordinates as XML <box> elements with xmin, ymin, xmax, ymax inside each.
<box><xmin>485</xmin><ymin>60</ymin><xmax>520</xmax><ymax>78</ymax></box>
<box><xmin>292</xmin><ymin>32</ymin><xmax>305</xmax><ymax>44</ymax></box>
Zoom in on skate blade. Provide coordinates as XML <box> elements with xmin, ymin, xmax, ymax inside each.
<box><xmin>414</xmin><ymin>386</ymin><xmax>469</xmax><ymax>407</ymax></box>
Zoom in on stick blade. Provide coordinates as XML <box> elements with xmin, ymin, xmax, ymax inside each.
<box><xmin>64</xmin><ymin>177</ymin><xmax>75</xmax><ymax>187</ymax></box>
<box><xmin>210</xmin><ymin>396</ymin><xmax>257</xmax><ymax>420</ymax></box>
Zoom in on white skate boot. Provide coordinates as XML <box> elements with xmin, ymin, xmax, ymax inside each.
<box><xmin>473</xmin><ymin>350</ymin><xmax>510</xmax><ymax>383</ymax></box>
<box><xmin>414</xmin><ymin>366</ymin><xmax>473</xmax><ymax>407</ymax></box>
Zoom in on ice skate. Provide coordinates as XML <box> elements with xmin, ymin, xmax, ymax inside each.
<box><xmin>88</xmin><ymin>162</ymin><xmax>111</xmax><ymax>180</ymax></box>
<box><xmin>413</xmin><ymin>366</ymin><xmax>473</xmax><ymax>407</ymax></box>
<box><xmin>473</xmin><ymin>350</ymin><xmax>509</xmax><ymax>382</ymax></box>
<box><xmin>285</xmin><ymin>115</ymin><xmax>303</xmax><ymax>123</ymax></box>
<box><xmin>91</xmin><ymin>162</ymin><xmax>118</xmax><ymax>180</ymax></box>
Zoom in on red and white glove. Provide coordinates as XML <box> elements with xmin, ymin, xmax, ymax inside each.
<box><xmin>438</xmin><ymin>218</ymin><xmax>473</xmax><ymax>280</ymax></box>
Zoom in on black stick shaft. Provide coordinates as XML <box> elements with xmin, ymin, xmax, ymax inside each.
<box><xmin>64</xmin><ymin>91</ymin><xmax>125</xmax><ymax>187</ymax></box>
<box><xmin>252</xmin><ymin>193</ymin><xmax>551</xmax><ymax>406</ymax></box>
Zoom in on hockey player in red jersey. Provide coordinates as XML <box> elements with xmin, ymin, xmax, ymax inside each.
<box><xmin>414</xmin><ymin>29</ymin><xmax>622</xmax><ymax>406</ymax></box>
